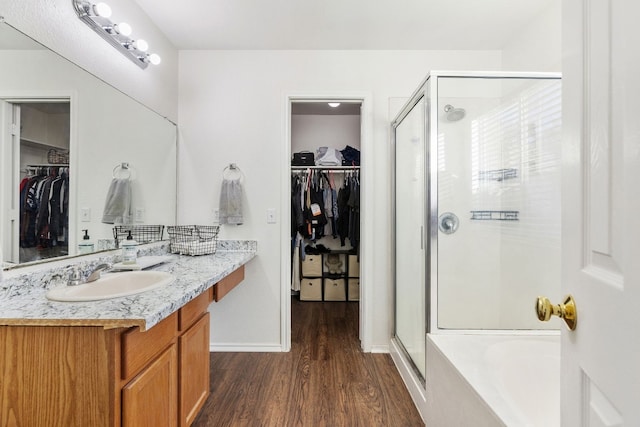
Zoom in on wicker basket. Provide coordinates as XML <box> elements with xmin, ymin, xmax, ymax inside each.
<box><xmin>113</xmin><ymin>225</ymin><xmax>165</xmax><ymax>247</ymax></box>
<box><xmin>166</xmin><ymin>225</ymin><xmax>219</xmax><ymax>256</ymax></box>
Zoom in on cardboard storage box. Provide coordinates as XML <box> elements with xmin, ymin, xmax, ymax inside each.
<box><xmin>301</xmin><ymin>255</ymin><xmax>322</xmax><ymax>277</ymax></box>
<box><xmin>300</xmin><ymin>278</ymin><xmax>322</xmax><ymax>301</ymax></box>
<box><xmin>324</xmin><ymin>278</ymin><xmax>346</xmax><ymax>301</ymax></box>
<box><xmin>348</xmin><ymin>278</ymin><xmax>360</xmax><ymax>301</ymax></box>
<box><xmin>348</xmin><ymin>255</ymin><xmax>359</xmax><ymax>277</ymax></box>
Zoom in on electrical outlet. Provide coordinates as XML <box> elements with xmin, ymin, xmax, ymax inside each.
<box><xmin>135</xmin><ymin>208</ymin><xmax>145</xmax><ymax>223</ymax></box>
<box><xmin>267</xmin><ymin>208</ymin><xmax>277</xmax><ymax>224</ymax></box>
<box><xmin>81</xmin><ymin>208</ymin><xmax>91</xmax><ymax>222</ymax></box>
<box><xmin>213</xmin><ymin>209</ymin><xmax>220</xmax><ymax>223</ymax></box>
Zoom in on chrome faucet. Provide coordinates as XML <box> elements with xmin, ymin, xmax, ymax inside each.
<box><xmin>68</xmin><ymin>266</ymin><xmax>82</xmax><ymax>286</ymax></box>
<box><xmin>86</xmin><ymin>263</ymin><xmax>112</xmax><ymax>283</ymax></box>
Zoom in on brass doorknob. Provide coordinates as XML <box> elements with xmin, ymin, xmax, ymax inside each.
<box><xmin>535</xmin><ymin>294</ymin><xmax>577</xmax><ymax>331</ymax></box>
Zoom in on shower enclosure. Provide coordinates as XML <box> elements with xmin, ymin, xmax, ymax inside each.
<box><xmin>392</xmin><ymin>71</ymin><xmax>562</xmax><ymax>384</ymax></box>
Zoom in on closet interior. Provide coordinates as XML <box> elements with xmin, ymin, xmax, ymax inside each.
<box><xmin>14</xmin><ymin>102</ymin><xmax>70</xmax><ymax>264</ymax></box>
<box><xmin>290</xmin><ymin>101</ymin><xmax>361</xmax><ymax>303</ymax></box>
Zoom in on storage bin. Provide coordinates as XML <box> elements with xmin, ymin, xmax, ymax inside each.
<box><xmin>301</xmin><ymin>255</ymin><xmax>322</xmax><ymax>277</ymax></box>
<box><xmin>348</xmin><ymin>255</ymin><xmax>359</xmax><ymax>277</ymax></box>
<box><xmin>324</xmin><ymin>278</ymin><xmax>346</xmax><ymax>301</ymax></box>
<box><xmin>300</xmin><ymin>279</ymin><xmax>322</xmax><ymax>301</ymax></box>
<box><xmin>348</xmin><ymin>278</ymin><xmax>360</xmax><ymax>301</ymax></box>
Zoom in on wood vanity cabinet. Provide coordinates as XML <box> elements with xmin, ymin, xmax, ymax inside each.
<box><xmin>0</xmin><ymin>291</ymin><xmax>210</xmax><ymax>427</ymax></box>
<box><xmin>0</xmin><ymin>265</ymin><xmax>246</xmax><ymax>427</ymax></box>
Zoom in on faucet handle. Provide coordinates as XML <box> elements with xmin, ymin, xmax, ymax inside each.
<box><xmin>68</xmin><ymin>266</ymin><xmax>82</xmax><ymax>286</ymax></box>
<box><xmin>86</xmin><ymin>263</ymin><xmax>112</xmax><ymax>283</ymax></box>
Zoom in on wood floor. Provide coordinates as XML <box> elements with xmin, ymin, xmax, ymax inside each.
<box><xmin>192</xmin><ymin>297</ymin><xmax>424</xmax><ymax>426</ymax></box>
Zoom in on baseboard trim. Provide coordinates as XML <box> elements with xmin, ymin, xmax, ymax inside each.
<box><xmin>370</xmin><ymin>344</ymin><xmax>390</xmax><ymax>353</ymax></box>
<box><xmin>210</xmin><ymin>343</ymin><xmax>284</xmax><ymax>352</ymax></box>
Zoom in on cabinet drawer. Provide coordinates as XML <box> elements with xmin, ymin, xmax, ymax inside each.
<box><xmin>324</xmin><ymin>278</ymin><xmax>346</xmax><ymax>301</ymax></box>
<box><xmin>348</xmin><ymin>255</ymin><xmax>359</xmax><ymax>277</ymax></box>
<box><xmin>179</xmin><ymin>291</ymin><xmax>210</xmax><ymax>332</ymax></box>
<box><xmin>121</xmin><ymin>312</ymin><xmax>178</xmax><ymax>380</ymax></box>
<box><xmin>301</xmin><ymin>255</ymin><xmax>322</xmax><ymax>276</ymax></box>
<box><xmin>300</xmin><ymin>278</ymin><xmax>322</xmax><ymax>301</ymax></box>
<box><xmin>348</xmin><ymin>278</ymin><xmax>360</xmax><ymax>301</ymax></box>
<box><xmin>212</xmin><ymin>265</ymin><xmax>245</xmax><ymax>302</ymax></box>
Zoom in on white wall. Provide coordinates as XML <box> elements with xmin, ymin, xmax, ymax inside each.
<box><xmin>291</xmin><ymin>114</ymin><xmax>361</xmax><ymax>154</ymax></box>
<box><xmin>178</xmin><ymin>50</ymin><xmax>502</xmax><ymax>350</ymax></box>
<box><xmin>0</xmin><ymin>0</ymin><xmax>178</xmax><ymax>121</ymax></box>
<box><xmin>501</xmin><ymin>1</ymin><xmax>561</xmax><ymax>72</ymax></box>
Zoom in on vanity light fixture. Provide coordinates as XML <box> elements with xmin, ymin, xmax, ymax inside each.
<box><xmin>72</xmin><ymin>0</ymin><xmax>161</xmax><ymax>69</ymax></box>
<box><xmin>328</xmin><ymin>102</ymin><xmax>341</xmax><ymax>108</ymax></box>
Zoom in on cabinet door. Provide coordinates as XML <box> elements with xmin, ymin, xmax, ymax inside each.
<box><xmin>179</xmin><ymin>312</ymin><xmax>210</xmax><ymax>427</ymax></box>
<box><xmin>122</xmin><ymin>344</ymin><xmax>178</xmax><ymax>427</ymax></box>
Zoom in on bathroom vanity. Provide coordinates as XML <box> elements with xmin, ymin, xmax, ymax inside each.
<box><xmin>0</xmin><ymin>242</ymin><xmax>256</xmax><ymax>427</ymax></box>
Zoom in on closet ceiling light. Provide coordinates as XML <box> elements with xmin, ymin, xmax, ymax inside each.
<box><xmin>72</xmin><ymin>0</ymin><xmax>161</xmax><ymax>69</ymax></box>
<box><xmin>328</xmin><ymin>102</ymin><xmax>341</xmax><ymax>108</ymax></box>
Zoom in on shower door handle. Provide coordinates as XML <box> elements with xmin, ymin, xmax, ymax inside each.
<box><xmin>420</xmin><ymin>226</ymin><xmax>424</xmax><ymax>249</ymax></box>
<box><xmin>535</xmin><ymin>294</ymin><xmax>577</xmax><ymax>331</ymax></box>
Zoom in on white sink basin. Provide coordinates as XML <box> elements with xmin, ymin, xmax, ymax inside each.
<box><xmin>46</xmin><ymin>271</ymin><xmax>175</xmax><ymax>302</ymax></box>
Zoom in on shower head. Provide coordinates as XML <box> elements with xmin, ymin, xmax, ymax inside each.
<box><xmin>444</xmin><ymin>104</ymin><xmax>466</xmax><ymax>122</ymax></box>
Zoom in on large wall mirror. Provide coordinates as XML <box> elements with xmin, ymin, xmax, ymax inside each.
<box><xmin>0</xmin><ymin>21</ymin><xmax>177</xmax><ymax>269</ymax></box>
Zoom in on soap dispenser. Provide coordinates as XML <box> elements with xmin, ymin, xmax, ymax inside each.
<box><xmin>78</xmin><ymin>229</ymin><xmax>94</xmax><ymax>254</ymax></box>
<box><xmin>121</xmin><ymin>231</ymin><xmax>138</xmax><ymax>265</ymax></box>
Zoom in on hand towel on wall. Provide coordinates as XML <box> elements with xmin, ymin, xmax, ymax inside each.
<box><xmin>101</xmin><ymin>178</ymin><xmax>132</xmax><ymax>224</ymax></box>
<box><xmin>219</xmin><ymin>176</ymin><xmax>243</xmax><ymax>225</ymax></box>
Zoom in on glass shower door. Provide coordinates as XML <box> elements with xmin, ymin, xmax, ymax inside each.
<box><xmin>393</xmin><ymin>96</ymin><xmax>426</xmax><ymax>379</ymax></box>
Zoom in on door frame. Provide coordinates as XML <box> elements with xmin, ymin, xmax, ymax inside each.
<box><xmin>0</xmin><ymin>91</ymin><xmax>77</xmax><ymax>264</ymax></box>
<box><xmin>281</xmin><ymin>92</ymin><xmax>373</xmax><ymax>352</ymax></box>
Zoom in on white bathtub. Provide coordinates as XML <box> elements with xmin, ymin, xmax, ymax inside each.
<box><xmin>426</xmin><ymin>334</ymin><xmax>560</xmax><ymax>427</ymax></box>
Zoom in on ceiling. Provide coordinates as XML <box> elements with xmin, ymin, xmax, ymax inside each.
<box><xmin>133</xmin><ymin>0</ymin><xmax>556</xmax><ymax>50</ymax></box>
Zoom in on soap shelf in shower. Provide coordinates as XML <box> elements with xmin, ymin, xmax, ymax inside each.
<box><xmin>478</xmin><ymin>168</ymin><xmax>518</xmax><ymax>181</ymax></box>
<box><xmin>470</xmin><ymin>210</ymin><xmax>519</xmax><ymax>221</ymax></box>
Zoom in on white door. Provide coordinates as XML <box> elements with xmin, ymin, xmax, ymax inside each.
<box><xmin>0</xmin><ymin>101</ymin><xmax>20</xmax><ymax>264</ymax></box>
<box><xmin>562</xmin><ymin>0</ymin><xmax>640</xmax><ymax>425</ymax></box>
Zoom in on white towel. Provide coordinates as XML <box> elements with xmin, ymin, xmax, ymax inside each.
<box><xmin>219</xmin><ymin>177</ymin><xmax>243</xmax><ymax>225</ymax></box>
<box><xmin>102</xmin><ymin>178</ymin><xmax>132</xmax><ymax>224</ymax></box>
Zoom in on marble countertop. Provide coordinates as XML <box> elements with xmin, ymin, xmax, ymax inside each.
<box><xmin>0</xmin><ymin>241</ymin><xmax>256</xmax><ymax>331</ymax></box>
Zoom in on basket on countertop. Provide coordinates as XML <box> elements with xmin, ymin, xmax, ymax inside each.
<box><xmin>113</xmin><ymin>225</ymin><xmax>165</xmax><ymax>247</ymax></box>
<box><xmin>166</xmin><ymin>225</ymin><xmax>219</xmax><ymax>256</ymax></box>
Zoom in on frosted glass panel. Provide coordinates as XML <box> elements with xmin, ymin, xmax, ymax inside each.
<box><xmin>436</xmin><ymin>77</ymin><xmax>562</xmax><ymax>330</ymax></box>
<box><xmin>394</xmin><ymin>97</ymin><xmax>426</xmax><ymax>377</ymax></box>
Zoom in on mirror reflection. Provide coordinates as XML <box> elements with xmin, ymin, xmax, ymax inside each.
<box><xmin>0</xmin><ymin>22</ymin><xmax>177</xmax><ymax>269</ymax></box>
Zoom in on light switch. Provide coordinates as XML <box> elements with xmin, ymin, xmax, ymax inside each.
<box><xmin>81</xmin><ymin>208</ymin><xmax>91</xmax><ymax>222</ymax></box>
<box><xmin>267</xmin><ymin>208</ymin><xmax>277</xmax><ymax>224</ymax></box>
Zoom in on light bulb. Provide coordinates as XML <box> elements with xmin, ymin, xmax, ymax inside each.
<box><xmin>148</xmin><ymin>53</ymin><xmax>162</xmax><ymax>65</ymax></box>
<box><xmin>93</xmin><ymin>2</ymin><xmax>112</xmax><ymax>18</ymax></box>
<box><xmin>115</xmin><ymin>22</ymin><xmax>132</xmax><ymax>36</ymax></box>
<box><xmin>328</xmin><ymin>102</ymin><xmax>341</xmax><ymax>108</ymax></box>
<box><xmin>134</xmin><ymin>39</ymin><xmax>149</xmax><ymax>52</ymax></box>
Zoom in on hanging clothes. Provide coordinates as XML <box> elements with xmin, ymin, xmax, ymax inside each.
<box><xmin>19</xmin><ymin>166</ymin><xmax>69</xmax><ymax>249</ymax></box>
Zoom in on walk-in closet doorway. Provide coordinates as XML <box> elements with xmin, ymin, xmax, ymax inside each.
<box><xmin>282</xmin><ymin>95</ymin><xmax>373</xmax><ymax>352</ymax></box>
